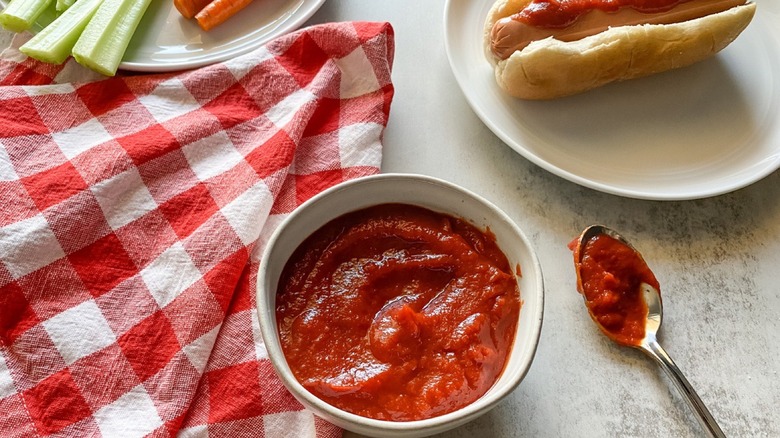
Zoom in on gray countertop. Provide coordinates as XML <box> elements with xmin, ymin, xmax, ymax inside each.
<box><xmin>3</xmin><ymin>1</ymin><xmax>778</xmax><ymax>436</ymax></box>
<box><xmin>308</xmin><ymin>2</ymin><xmax>780</xmax><ymax>437</ymax></box>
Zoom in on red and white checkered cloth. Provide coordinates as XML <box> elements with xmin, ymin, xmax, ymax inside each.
<box><xmin>0</xmin><ymin>21</ymin><xmax>394</xmax><ymax>437</ymax></box>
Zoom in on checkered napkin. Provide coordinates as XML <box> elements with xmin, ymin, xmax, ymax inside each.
<box><xmin>0</xmin><ymin>22</ymin><xmax>394</xmax><ymax>437</ymax></box>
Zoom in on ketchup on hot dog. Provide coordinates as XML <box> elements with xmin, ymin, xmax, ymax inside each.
<box><xmin>491</xmin><ymin>0</ymin><xmax>749</xmax><ymax>59</ymax></box>
<box><xmin>519</xmin><ymin>0</ymin><xmax>689</xmax><ymax>28</ymax></box>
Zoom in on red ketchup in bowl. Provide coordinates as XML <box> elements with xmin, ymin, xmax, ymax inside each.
<box><xmin>276</xmin><ymin>204</ymin><xmax>521</xmax><ymax>421</ymax></box>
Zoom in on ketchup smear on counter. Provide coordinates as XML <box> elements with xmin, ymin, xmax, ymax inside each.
<box><xmin>276</xmin><ymin>204</ymin><xmax>521</xmax><ymax>421</ymax></box>
<box><xmin>573</xmin><ymin>233</ymin><xmax>660</xmax><ymax>346</ymax></box>
<box><xmin>517</xmin><ymin>0</ymin><xmax>688</xmax><ymax>28</ymax></box>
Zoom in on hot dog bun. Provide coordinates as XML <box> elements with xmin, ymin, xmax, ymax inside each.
<box><xmin>484</xmin><ymin>0</ymin><xmax>757</xmax><ymax>99</ymax></box>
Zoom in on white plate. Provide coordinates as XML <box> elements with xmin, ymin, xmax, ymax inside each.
<box><xmin>10</xmin><ymin>0</ymin><xmax>325</xmax><ymax>71</ymax></box>
<box><xmin>444</xmin><ymin>0</ymin><xmax>780</xmax><ymax>200</ymax></box>
<box><xmin>124</xmin><ymin>0</ymin><xmax>325</xmax><ymax>71</ymax></box>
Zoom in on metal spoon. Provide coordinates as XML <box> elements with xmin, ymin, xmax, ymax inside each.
<box><xmin>573</xmin><ymin>225</ymin><xmax>726</xmax><ymax>438</ymax></box>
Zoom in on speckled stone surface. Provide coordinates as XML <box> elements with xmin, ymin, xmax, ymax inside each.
<box><xmin>309</xmin><ymin>3</ymin><xmax>780</xmax><ymax>437</ymax></box>
<box><xmin>3</xmin><ymin>2</ymin><xmax>778</xmax><ymax>436</ymax></box>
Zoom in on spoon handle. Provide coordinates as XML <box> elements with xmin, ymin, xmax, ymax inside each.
<box><xmin>641</xmin><ymin>338</ymin><xmax>726</xmax><ymax>438</ymax></box>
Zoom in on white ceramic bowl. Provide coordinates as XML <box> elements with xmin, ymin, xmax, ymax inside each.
<box><xmin>257</xmin><ymin>173</ymin><xmax>544</xmax><ymax>438</ymax></box>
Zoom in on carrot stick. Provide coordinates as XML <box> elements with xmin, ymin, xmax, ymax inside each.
<box><xmin>194</xmin><ymin>0</ymin><xmax>252</xmax><ymax>31</ymax></box>
<box><xmin>174</xmin><ymin>0</ymin><xmax>211</xmax><ymax>19</ymax></box>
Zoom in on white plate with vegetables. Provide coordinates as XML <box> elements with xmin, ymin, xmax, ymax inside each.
<box><xmin>0</xmin><ymin>0</ymin><xmax>325</xmax><ymax>73</ymax></box>
<box><xmin>122</xmin><ymin>0</ymin><xmax>325</xmax><ymax>71</ymax></box>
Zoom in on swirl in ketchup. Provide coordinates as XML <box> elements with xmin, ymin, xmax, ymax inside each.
<box><xmin>276</xmin><ymin>204</ymin><xmax>521</xmax><ymax>421</ymax></box>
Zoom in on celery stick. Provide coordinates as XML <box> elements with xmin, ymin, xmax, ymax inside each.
<box><xmin>32</xmin><ymin>0</ymin><xmax>57</xmax><ymax>29</ymax></box>
<box><xmin>20</xmin><ymin>0</ymin><xmax>102</xmax><ymax>64</ymax></box>
<box><xmin>55</xmin><ymin>0</ymin><xmax>76</xmax><ymax>12</ymax></box>
<box><xmin>0</xmin><ymin>0</ymin><xmax>54</xmax><ymax>31</ymax></box>
<box><xmin>71</xmin><ymin>0</ymin><xmax>151</xmax><ymax>76</ymax></box>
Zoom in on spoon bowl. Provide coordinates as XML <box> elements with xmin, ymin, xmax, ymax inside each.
<box><xmin>640</xmin><ymin>282</ymin><xmax>662</xmax><ymax>339</ymax></box>
<box><xmin>573</xmin><ymin>225</ymin><xmax>726</xmax><ymax>438</ymax></box>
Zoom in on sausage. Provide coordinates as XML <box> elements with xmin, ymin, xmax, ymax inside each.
<box><xmin>490</xmin><ymin>0</ymin><xmax>750</xmax><ymax>60</ymax></box>
<box><xmin>483</xmin><ymin>0</ymin><xmax>756</xmax><ymax>99</ymax></box>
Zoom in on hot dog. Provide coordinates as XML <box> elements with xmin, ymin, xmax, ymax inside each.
<box><xmin>484</xmin><ymin>0</ymin><xmax>757</xmax><ymax>99</ymax></box>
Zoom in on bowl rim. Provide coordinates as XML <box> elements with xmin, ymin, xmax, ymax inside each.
<box><xmin>256</xmin><ymin>173</ymin><xmax>545</xmax><ymax>432</ymax></box>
